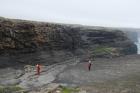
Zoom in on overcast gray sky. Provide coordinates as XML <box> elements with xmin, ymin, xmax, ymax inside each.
<box><xmin>0</xmin><ymin>0</ymin><xmax>140</xmax><ymax>28</ymax></box>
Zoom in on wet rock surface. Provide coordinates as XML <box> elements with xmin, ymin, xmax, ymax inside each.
<box><xmin>55</xmin><ymin>55</ymin><xmax>140</xmax><ymax>85</ymax></box>
<box><xmin>0</xmin><ymin>54</ymin><xmax>140</xmax><ymax>93</ymax></box>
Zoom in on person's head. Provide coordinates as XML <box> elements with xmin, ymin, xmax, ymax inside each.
<box><xmin>89</xmin><ymin>60</ymin><xmax>91</xmax><ymax>63</ymax></box>
<box><xmin>36</xmin><ymin>63</ymin><xmax>40</xmax><ymax>66</ymax></box>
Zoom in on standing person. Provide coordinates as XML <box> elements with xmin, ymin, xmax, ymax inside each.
<box><xmin>88</xmin><ymin>60</ymin><xmax>92</xmax><ymax>71</ymax></box>
<box><xmin>36</xmin><ymin>64</ymin><xmax>41</xmax><ymax>75</ymax></box>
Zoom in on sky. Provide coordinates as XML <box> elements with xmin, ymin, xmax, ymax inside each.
<box><xmin>0</xmin><ymin>0</ymin><xmax>140</xmax><ymax>28</ymax></box>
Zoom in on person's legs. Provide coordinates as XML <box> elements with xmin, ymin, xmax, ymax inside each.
<box><xmin>37</xmin><ymin>67</ymin><xmax>40</xmax><ymax>75</ymax></box>
<box><xmin>88</xmin><ymin>64</ymin><xmax>90</xmax><ymax>71</ymax></box>
<box><xmin>89</xmin><ymin>64</ymin><xmax>91</xmax><ymax>71</ymax></box>
<box><xmin>38</xmin><ymin>68</ymin><xmax>40</xmax><ymax>75</ymax></box>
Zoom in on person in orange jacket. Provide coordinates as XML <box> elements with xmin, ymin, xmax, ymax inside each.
<box><xmin>36</xmin><ymin>64</ymin><xmax>41</xmax><ymax>75</ymax></box>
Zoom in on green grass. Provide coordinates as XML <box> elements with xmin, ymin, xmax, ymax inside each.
<box><xmin>61</xmin><ymin>86</ymin><xmax>79</xmax><ymax>93</ymax></box>
<box><xmin>0</xmin><ymin>85</ymin><xmax>23</xmax><ymax>93</ymax></box>
<box><xmin>93</xmin><ymin>46</ymin><xmax>114</xmax><ymax>54</ymax></box>
<box><xmin>91</xmin><ymin>46</ymin><xmax>119</xmax><ymax>57</ymax></box>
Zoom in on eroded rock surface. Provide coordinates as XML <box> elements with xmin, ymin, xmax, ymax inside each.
<box><xmin>0</xmin><ymin>17</ymin><xmax>137</xmax><ymax>58</ymax></box>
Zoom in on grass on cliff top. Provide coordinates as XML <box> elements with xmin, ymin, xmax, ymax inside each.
<box><xmin>0</xmin><ymin>85</ymin><xmax>24</xmax><ymax>93</ymax></box>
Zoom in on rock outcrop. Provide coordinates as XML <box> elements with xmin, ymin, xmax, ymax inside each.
<box><xmin>0</xmin><ymin>17</ymin><xmax>137</xmax><ymax>58</ymax></box>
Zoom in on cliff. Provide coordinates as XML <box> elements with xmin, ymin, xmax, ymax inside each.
<box><xmin>0</xmin><ymin>17</ymin><xmax>137</xmax><ymax>59</ymax></box>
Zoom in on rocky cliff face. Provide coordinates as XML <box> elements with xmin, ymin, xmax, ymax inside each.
<box><xmin>0</xmin><ymin>17</ymin><xmax>137</xmax><ymax>58</ymax></box>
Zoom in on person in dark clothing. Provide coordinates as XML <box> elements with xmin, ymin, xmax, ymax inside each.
<box><xmin>88</xmin><ymin>60</ymin><xmax>92</xmax><ymax>71</ymax></box>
